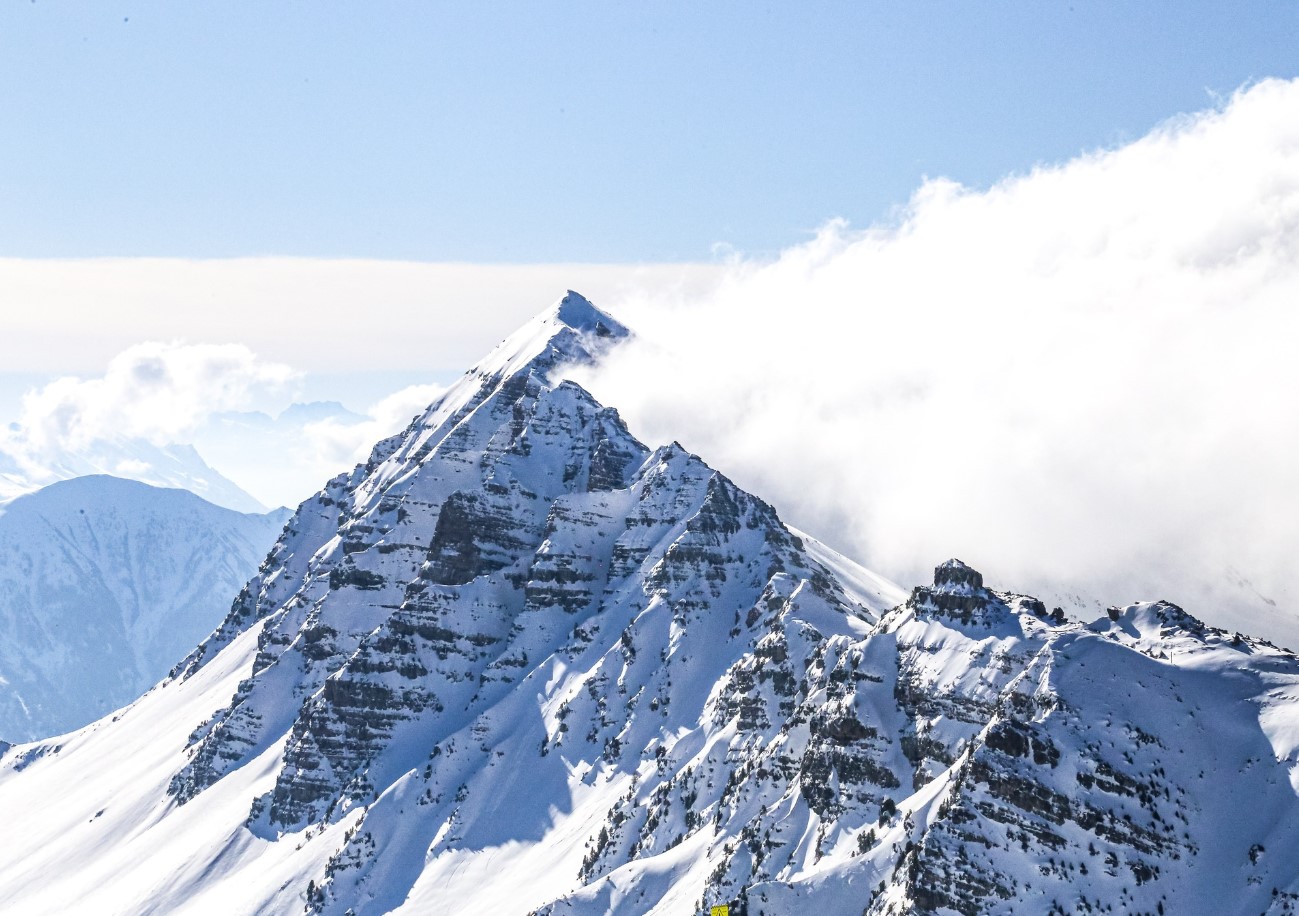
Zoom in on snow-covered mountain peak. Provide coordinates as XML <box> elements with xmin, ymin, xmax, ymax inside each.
<box><xmin>9</xmin><ymin>298</ymin><xmax>1299</xmax><ymax>915</ymax></box>
<box><xmin>554</xmin><ymin>289</ymin><xmax>626</xmax><ymax>335</ymax></box>
<box><xmin>137</xmin><ymin>295</ymin><xmax>908</xmax><ymax>907</ymax></box>
<box><xmin>369</xmin><ymin>292</ymin><xmax>629</xmax><ymax>471</ymax></box>
<box><xmin>1113</xmin><ymin>598</ymin><xmax>1205</xmax><ymax>631</ymax></box>
<box><xmin>0</xmin><ymin>436</ymin><xmax>267</xmax><ymax>514</ymax></box>
<box><xmin>0</xmin><ymin>475</ymin><xmax>288</xmax><ymax>742</ymax></box>
<box><xmin>4</xmin><ymin>472</ymin><xmax>240</xmax><ymax>519</ymax></box>
<box><xmin>1087</xmin><ymin>599</ymin><xmax>1215</xmax><ymax>650</ymax></box>
<box><xmin>468</xmin><ymin>289</ymin><xmax>628</xmax><ymax>384</ymax></box>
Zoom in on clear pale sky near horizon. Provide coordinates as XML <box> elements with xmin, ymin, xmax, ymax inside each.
<box><xmin>3</xmin><ymin>2</ymin><xmax>1297</xmax><ymax>262</ymax></box>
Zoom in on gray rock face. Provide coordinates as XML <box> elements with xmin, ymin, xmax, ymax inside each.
<box><xmin>165</xmin><ymin>294</ymin><xmax>890</xmax><ymax>907</ymax></box>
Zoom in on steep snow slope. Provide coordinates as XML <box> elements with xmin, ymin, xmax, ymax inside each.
<box><xmin>0</xmin><ymin>476</ymin><xmax>289</xmax><ymax>742</ymax></box>
<box><xmin>2</xmin><ymin>293</ymin><xmax>1299</xmax><ymax>916</ymax></box>
<box><xmin>0</xmin><ymin>437</ymin><xmax>267</xmax><ymax>513</ymax></box>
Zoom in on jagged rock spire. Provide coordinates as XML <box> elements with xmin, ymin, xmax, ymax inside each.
<box><xmin>932</xmin><ymin>557</ymin><xmax>984</xmax><ymax>593</ymax></box>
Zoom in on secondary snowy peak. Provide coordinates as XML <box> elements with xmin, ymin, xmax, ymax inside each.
<box><xmin>0</xmin><ymin>475</ymin><xmax>288</xmax><ymax>742</ymax></box>
<box><xmin>0</xmin><ymin>437</ymin><xmax>268</xmax><ymax>514</ymax></box>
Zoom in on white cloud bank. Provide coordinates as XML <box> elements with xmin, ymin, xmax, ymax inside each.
<box><xmin>572</xmin><ymin>79</ymin><xmax>1299</xmax><ymax>640</ymax></box>
<box><xmin>0</xmin><ymin>260</ymin><xmax>722</xmax><ymax>374</ymax></box>
<box><xmin>14</xmin><ymin>342</ymin><xmax>298</xmax><ymax>453</ymax></box>
<box><xmin>0</xmin><ymin>341</ymin><xmax>446</xmax><ymax>510</ymax></box>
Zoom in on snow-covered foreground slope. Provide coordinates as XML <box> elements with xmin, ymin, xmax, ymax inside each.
<box><xmin>0</xmin><ymin>476</ymin><xmax>289</xmax><ymax>742</ymax></box>
<box><xmin>3</xmin><ymin>293</ymin><xmax>1299</xmax><ymax>915</ymax></box>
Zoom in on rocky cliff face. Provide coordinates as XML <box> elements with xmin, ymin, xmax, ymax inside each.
<box><xmin>1</xmin><ymin>293</ymin><xmax>1298</xmax><ymax>916</ymax></box>
<box><xmin>529</xmin><ymin>554</ymin><xmax>1299</xmax><ymax>916</ymax></box>
<box><xmin>162</xmin><ymin>293</ymin><xmax>895</xmax><ymax>908</ymax></box>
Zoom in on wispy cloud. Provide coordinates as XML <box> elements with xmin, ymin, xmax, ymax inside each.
<box><xmin>573</xmin><ymin>78</ymin><xmax>1299</xmax><ymax>635</ymax></box>
<box><xmin>13</xmin><ymin>341</ymin><xmax>298</xmax><ymax>454</ymax></box>
<box><xmin>1</xmin><ymin>342</ymin><xmax>447</xmax><ymax>509</ymax></box>
<box><xmin>302</xmin><ymin>383</ymin><xmax>446</xmax><ymax>469</ymax></box>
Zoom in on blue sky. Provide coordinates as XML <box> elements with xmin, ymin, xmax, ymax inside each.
<box><xmin>3</xmin><ymin>2</ymin><xmax>1297</xmax><ymax>261</ymax></box>
<box><xmin>1</xmin><ymin>6</ymin><xmax>1298</xmax><ymax>620</ymax></box>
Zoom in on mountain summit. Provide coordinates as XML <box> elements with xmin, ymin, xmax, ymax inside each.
<box><xmin>463</xmin><ymin>288</ymin><xmax>628</xmax><ymax>383</ymax></box>
<box><xmin>2</xmin><ymin>294</ymin><xmax>1299</xmax><ymax>915</ymax></box>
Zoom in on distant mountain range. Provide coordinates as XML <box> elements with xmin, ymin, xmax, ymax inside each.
<box><xmin>0</xmin><ymin>475</ymin><xmax>288</xmax><ymax>742</ymax></box>
<box><xmin>0</xmin><ymin>435</ymin><xmax>268</xmax><ymax>513</ymax></box>
<box><xmin>1</xmin><ymin>293</ymin><xmax>1297</xmax><ymax>914</ymax></box>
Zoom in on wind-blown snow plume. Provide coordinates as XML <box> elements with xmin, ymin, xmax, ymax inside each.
<box><xmin>573</xmin><ymin>78</ymin><xmax>1299</xmax><ymax>637</ymax></box>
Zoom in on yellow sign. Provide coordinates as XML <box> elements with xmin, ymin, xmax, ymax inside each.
<box><xmin>710</xmin><ymin>907</ymin><xmax>730</xmax><ymax>916</ymax></box>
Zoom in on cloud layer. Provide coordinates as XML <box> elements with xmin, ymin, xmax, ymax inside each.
<box><xmin>573</xmin><ymin>79</ymin><xmax>1299</xmax><ymax>639</ymax></box>
<box><xmin>0</xmin><ymin>260</ymin><xmax>723</xmax><ymax>374</ymax></box>
<box><xmin>2</xmin><ymin>342</ymin><xmax>446</xmax><ymax>510</ymax></box>
<box><xmin>12</xmin><ymin>341</ymin><xmax>299</xmax><ymax>454</ymax></box>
